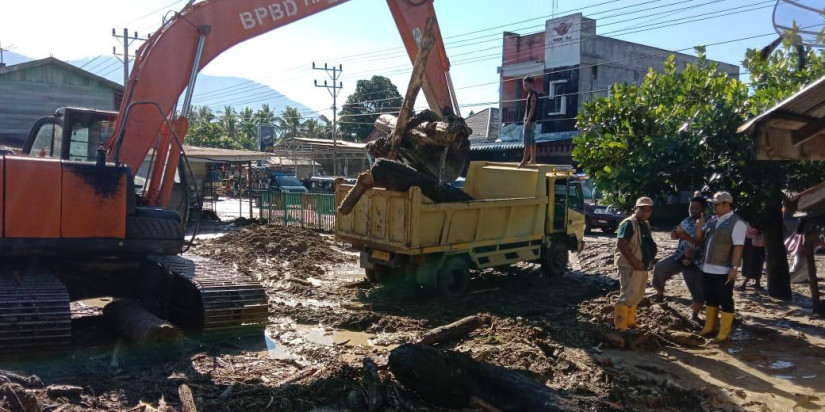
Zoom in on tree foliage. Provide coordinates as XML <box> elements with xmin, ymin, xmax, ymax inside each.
<box><xmin>573</xmin><ymin>44</ymin><xmax>825</xmax><ymax>300</ymax></box>
<box><xmin>184</xmin><ymin>104</ymin><xmax>330</xmax><ymax>150</ymax></box>
<box><xmin>339</xmin><ymin>75</ymin><xmax>403</xmax><ymax>141</ymax></box>
<box><xmin>573</xmin><ymin>48</ymin><xmax>748</xmax><ymax>211</ymax></box>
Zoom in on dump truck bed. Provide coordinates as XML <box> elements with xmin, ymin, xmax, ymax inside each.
<box><xmin>335</xmin><ymin>184</ymin><xmax>548</xmax><ymax>254</ymax></box>
<box><xmin>334</xmin><ymin>162</ymin><xmax>576</xmax><ymax>255</ymax></box>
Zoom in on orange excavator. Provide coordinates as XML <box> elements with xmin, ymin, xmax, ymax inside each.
<box><xmin>1</xmin><ymin>0</ymin><xmax>459</xmax><ymax>352</ymax></box>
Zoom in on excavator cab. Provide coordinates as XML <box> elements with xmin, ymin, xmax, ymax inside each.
<box><xmin>11</xmin><ymin>107</ymin><xmax>185</xmax><ymax>257</ymax></box>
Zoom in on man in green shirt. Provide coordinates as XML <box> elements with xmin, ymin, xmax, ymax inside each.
<box><xmin>613</xmin><ymin>197</ymin><xmax>658</xmax><ymax>331</ymax></box>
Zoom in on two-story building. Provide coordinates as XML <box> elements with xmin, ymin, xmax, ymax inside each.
<box><xmin>472</xmin><ymin>13</ymin><xmax>740</xmax><ymax>166</ymax></box>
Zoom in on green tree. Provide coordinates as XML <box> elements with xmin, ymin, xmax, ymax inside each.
<box><xmin>573</xmin><ymin>45</ymin><xmax>825</xmax><ymax>301</ymax></box>
<box><xmin>276</xmin><ymin>106</ymin><xmax>305</xmax><ymax>140</ymax></box>
<box><xmin>339</xmin><ymin>75</ymin><xmax>403</xmax><ymax>141</ymax></box>
<box><xmin>238</xmin><ymin>107</ymin><xmax>258</xmax><ymax>150</ymax></box>
<box><xmin>574</xmin><ymin>49</ymin><xmax>745</xmax><ymax>211</ymax></box>
<box><xmin>303</xmin><ymin>118</ymin><xmax>328</xmax><ymax>138</ymax></box>
<box><xmin>220</xmin><ymin>106</ymin><xmax>238</xmax><ymax>138</ymax></box>
<box><xmin>254</xmin><ymin>104</ymin><xmax>277</xmax><ymax>131</ymax></box>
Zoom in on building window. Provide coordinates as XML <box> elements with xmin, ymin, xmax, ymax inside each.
<box><xmin>547</xmin><ymin>80</ymin><xmax>567</xmax><ymax>116</ymax></box>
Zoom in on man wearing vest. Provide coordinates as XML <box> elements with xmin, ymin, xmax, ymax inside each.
<box><xmin>683</xmin><ymin>191</ymin><xmax>745</xmax><ymax>342</ymax></box>
<box><xmin>614</xmin><ymin>197</ymin><xmax>658</xmax><ymax>331</ymax></box>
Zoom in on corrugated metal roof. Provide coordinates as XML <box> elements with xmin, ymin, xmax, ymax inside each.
<box><xmin>293</xmin><ymin>137</ymin><xmax>366</xmax><ymax>149</ymax></box>
<box><xmin>0</xmin><ymin>57</ymin><xmax>124</xmax><ymax>92</ymax></box>
<box><xmin>471</xmin><ymin>141</ymin><xmax>523</xmax><ymax>151</ymax></box>
<box><xmin>184</xmin><ymin>145</ymin><xmax>272</xmax><ymax>162</ymax></box>
<box><xmin>738</xmin><ymin>75</ymin><xmax>825</xmax><ymax>133</ymax></box>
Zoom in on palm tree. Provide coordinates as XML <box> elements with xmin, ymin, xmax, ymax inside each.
<box><xmin>254</xmin><ymin>104</ymin><xmax>277</xmax><ymax>128</ymax></box>
<box><xmin>303</xmin><ymin>118</ymin><xmax>327</xmax><ymax>138</ymax></box>
<box><xmin>275</xmin><ymin>106</ymin><xmax>304</xmax><ymax>140</ymax></box>
<box><xmin>239</xmin><ymin>107</ymin><xmax>257</xmax><ymax>149</ymax></box>
<box><xmin>197</xmin><ymin>106</ymin><xmax>215</xmax><ymax>123</ymax></box>
<box><xmin>220</xmin><ymin>106</ymin><xmax>238</xmax><ymax>138</ymax></box>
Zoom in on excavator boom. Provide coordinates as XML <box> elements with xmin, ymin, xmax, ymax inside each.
<box><xmin>109</xmin><ymin>0</ymin><xmax>458</xmax><ymax>207</ymax></box>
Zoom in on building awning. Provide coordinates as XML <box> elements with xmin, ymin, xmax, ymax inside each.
<box><xmin>184</xmin><ymin>145</ymin><xmax>272</xmax><ymax>163</ymax></box>
<box><xmin>471</xmin><ymin>142</ymin><xmax>523</xmax><ymax>151</ymax></box>
<box><xmin>265</xmin><ymin>156</ymin><xmax>321</xmax><ymax>167</ymax></box>
<box><xmin>499</xmin><ymin>61</ymin><xmax>545</xmax><ymax>78</ymax></box>
<box><xmin>738</xmin><ymin>75</ymin><xmax>825</xmax><ymax>160</ymax></box>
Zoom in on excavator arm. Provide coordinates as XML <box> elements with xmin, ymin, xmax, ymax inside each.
<box><xmin>106</xmin><ymin>0</ymin><xmax>458</xmax><ymax>207</ymax></box>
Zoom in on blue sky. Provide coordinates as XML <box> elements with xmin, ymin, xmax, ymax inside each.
<box><xmin>0</xmin><ymin>0</ymin><xmax>781</xmax><ymax>120</ymax></box>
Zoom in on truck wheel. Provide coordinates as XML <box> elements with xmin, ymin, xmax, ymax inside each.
<box><xmin>365</xmin><ymin>266</ymin><xmax>391</xmax><ymax>284</ymax></box>
<box><xmin>437</xmin><ymin>257</ymin><xmax>469</xmax><ymax>296</ymax></box>
<box><xmin>541</xmin><ymin>241</ymin><xmax>568</xmax><ymax>277</ymax></box>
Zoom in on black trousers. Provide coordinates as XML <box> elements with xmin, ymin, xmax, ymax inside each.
<box><xmin>703</xmin><ymin>271</ymin><xmax>734</xmax><ymax>312</ymax></box>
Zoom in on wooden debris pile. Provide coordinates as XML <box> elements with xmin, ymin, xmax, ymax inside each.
<box><xmin>338</xmin><ymin>18</ymin><xmax>473</xmax><ymax>215</ymax></box>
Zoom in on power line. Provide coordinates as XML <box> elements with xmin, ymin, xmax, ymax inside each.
<box><xmin>192</xmin><ymin>1</ymin><xmax>733</xmax><ymax>108</ymax></box>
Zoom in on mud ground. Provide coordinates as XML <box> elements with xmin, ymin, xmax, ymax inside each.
<box><xmin>2</xmin><ymin>222</ymin><xmax>824</xmax><ymax>411</ymax></box>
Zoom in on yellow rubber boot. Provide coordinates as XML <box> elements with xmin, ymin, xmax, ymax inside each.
<box><xmin>627</xmin><ymin>306</ymin><xmax>638</xmax><ymax>329</ymax></box>
<box><xmin>715</xmin><ymin>312</ymin><xmax>734</xmax><ymax>342</ymax></box>
<box><xmin>700</xmin><ymin>306</ymin><xmax>718</xmax><ymax>336</ymax></box>
<box><xmin>614</xmin><ymin>304</ymin><xmax>628</xmax><ymax>331</ymax></box>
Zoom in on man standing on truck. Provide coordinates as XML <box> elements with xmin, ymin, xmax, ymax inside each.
<box><xmin>614</xmin><ymin>197</ymin><xmax>658</xmax><ymax>331</ymax></box>
<box><xmin>517</xmin><ymin>76</ymin><xmax>538</xmax><ymax>168</ymax></box>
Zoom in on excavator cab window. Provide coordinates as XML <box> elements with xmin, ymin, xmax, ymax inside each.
<box><xmin>68</xmin><ymin>119</ymin><xmax>114</xmax><ymax>162</ymax></box>
<box><xmin>29</xmin><ymin>122</ymin><xmax>61</xmax><ymax>158</ymax></box>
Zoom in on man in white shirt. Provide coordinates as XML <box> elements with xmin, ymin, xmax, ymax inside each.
<box><xmin>682</xmin><ymin>191</ymin><xmax>745</xmax><ymax>342</ymax></box>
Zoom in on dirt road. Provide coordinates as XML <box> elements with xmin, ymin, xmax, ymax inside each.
<box><xmin>1</xmin><ymin>223</ymin><xmax>823</xmax><ymax>411</ymax></box>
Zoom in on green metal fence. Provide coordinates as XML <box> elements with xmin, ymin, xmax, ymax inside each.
<box><xmin>259</xmin><ymin>192</ymin><xmax>337</xmax><ymax>232</ymax></box>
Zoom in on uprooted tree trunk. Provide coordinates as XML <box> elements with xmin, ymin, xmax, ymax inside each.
<box><xmin>417</xmin><ymin>315</ymin><xmax>489</xmax><ymax>346</ymax></box>
<box><xmin>103</xmin><ymin>299</ymin><xmax>183</xmax><ymax>345</ymax></box>
<box><xmin>337</xmin><ymin>18</ymin><xmax>472</xmax><ymax>215</ymax></box>
<box><xmin>388</xmin><ymin>344</ymin><xmax>595</xmax><ymax>411</ymax></box>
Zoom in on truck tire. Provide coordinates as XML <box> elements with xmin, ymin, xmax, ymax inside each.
<box><xmin>437</xmin><ymin>257</ymin><xmax>469</xmax><ymax>296</ymax></box>
<box><xmin>541</xmin><ymin>241</ymin><xmax>568</xmax><ymax>277</ymax></box>
<box><xmin>365</xmin><ymin>265</ymin><xmax>391</xmax><ymax>284</ymax></box>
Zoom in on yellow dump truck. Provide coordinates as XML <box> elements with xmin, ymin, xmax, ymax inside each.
<box><xmin>335</xmin><ymin>161</ymin><xmax>585</xmax><ymax>295</ymax></box>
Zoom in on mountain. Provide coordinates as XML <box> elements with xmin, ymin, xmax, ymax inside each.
<box><xmin>8</xmin><ymin>54</ymin><xmax>314</xmax><ymax>116</ymax></box>
<box><xmin>0</xmin><ymin>50</ymin><xmax>32</xmax><ymax>67</ymax></box>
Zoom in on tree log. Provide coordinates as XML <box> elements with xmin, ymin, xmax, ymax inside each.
<box><xmin>418</xmin><ymin>315</ymin><xmax>488</xmax><ymax>346</ymax></box>
<box><xmin>389</xmin><ymin>18</ymin><xmax>436</xmax><ymax>158</ymax></box>
<box><xmin>103</xmin><ymin>300</ymin><xmax>183</xmax><ymax>345</ymax></box>
<box><xmin>46</xmin><ymin>385</ymin><xmax>82</xmax><ymax>399</ymax></box>
<box><xmin>388</xmin><ymin>344</ymin><xmax>591</xmax><ymax>411</ymax></box>
<box><xmin>337</xmin><ymin>171</ymin><xmax>373</xmax><ymax>215</ymax></box>
<box><xmin>362</xmin><ymin>358</ymin><xmax>385</xmax><ymax>412</ymax></box>
<box><xmin>178</xmin><ymin>384</ymin><xmax>198</xmax><ymax>412</ymax></box>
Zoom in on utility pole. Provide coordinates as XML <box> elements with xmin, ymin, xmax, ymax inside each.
<box><xmin>313</xmin><ymin>62</ymin><xmax>343</xmax><ymax>176</ymax></box>
<box><xmin>0</xmin><ymin>42</ymin><xmax>13</xmax><ymax>68</ymax></box>
<box><xmin>112</xmin><ymin>29</ymin><xmax>148</xmax><ymax>86</ymax></box>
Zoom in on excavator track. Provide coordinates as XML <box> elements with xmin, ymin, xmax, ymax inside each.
<box><xmin>0</xmin><ymin>269</ymin><xmax>71</xmax><ymax>353</ymax></box>
<box><xmin>145</xmin><ymin>255</ymin><xmax>268</xmax><ymax>336</ymax></box>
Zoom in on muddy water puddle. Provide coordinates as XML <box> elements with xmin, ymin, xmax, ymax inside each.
<box><xmin>77</xmin><ymin>297</ymin><xmax>114</xmax><ymax>308</ymax></box>
<box><xmin>260</xmin><ymin>324</ymin><xmax>381</xmax><ymax>360</ymax></box>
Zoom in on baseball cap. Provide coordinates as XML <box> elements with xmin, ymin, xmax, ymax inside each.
<box><xmin>635</xmin><ymin>197</ymin><xmax>654</xmax><ymax>208</ymax></box>
<box><xmin>711</xmin><ymin>191</ymin><xmax>733</xmax><ymax>204</ymax></box>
